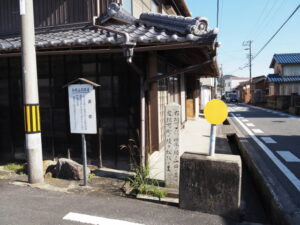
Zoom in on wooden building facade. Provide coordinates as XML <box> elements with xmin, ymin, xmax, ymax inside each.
<box><xmin>0</xmin><ymin>1</ymin><xmax>219</xmax><ymax>169</ymax></box>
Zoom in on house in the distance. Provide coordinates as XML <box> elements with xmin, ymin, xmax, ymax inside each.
<box><xmin>266</xmin><ymin>53</ymin><xmax>300</xmax><ymax>113</ymax></box>
<box><xmin>267</xmin><ymin>53</ymin><xmax>300</xmax><ymax>96</ymax></box>
<box><xmin>223</xmin><ymin>75</ymin><xmax>249</xmax><ymax>93</ymax></box>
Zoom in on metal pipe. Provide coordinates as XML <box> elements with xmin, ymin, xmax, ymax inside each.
<box><xmin>81</xmin><ymin>134</ymin><xmax>88</xmax><ymax>186</ymax></box>
<box><xmin>127</xmin><ymin>62</ymin><xmax>146</xmax><ymax>168</ymax></box>
<box><xmin>208</xmin><ymin>124</ymin><xmax>216</xmax><ymax>156</ymax></box>
<box><xmin>140</xmin><ymin>76</ymin><xmax>146</xmax><ymax>167</ymax></box>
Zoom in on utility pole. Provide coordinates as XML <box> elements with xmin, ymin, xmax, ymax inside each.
<box><xmin>243</xmin><ymin>40</ymin><xmax>253</xmax><ymax>101</ymax></box>
<box><xmin>20</xmin><ymin>0</ymin><xmax>44</xmax><ymax>184</ymax></box>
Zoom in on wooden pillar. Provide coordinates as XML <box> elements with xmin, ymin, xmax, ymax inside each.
<box><xmin>147</xmin><ymin>52</ymin><xmax>159</xmax><ymax>153</ymax></box>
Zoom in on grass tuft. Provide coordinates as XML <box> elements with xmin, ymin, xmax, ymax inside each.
<box><xmin>128</xmin><ymin>164</ymin><xmax>166</xmax><ymax>200</ymax></box>
<box><xmin>4</xmin><ymin>163</ymin><xmax>26</xmax><ymax>175</ymax></box>
<box><xmin>88</xmin><ymin>172</ymin><xmax>96</xmax><ymax>179</ymax></box>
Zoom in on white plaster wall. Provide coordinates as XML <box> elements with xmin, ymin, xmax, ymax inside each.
<box><xmin>200</xmin><ymin>78</ymin><xmax>214</xmax><ymax>87</ymax></box>
<box><xmin>132</xmin><ymin>0</ymin><xmax>151</xmax><ymax>18</ymax></box>
<box><xmin>224</xmin><ymin>78</ymin><xmax>248</xmax><ymax>92</ymax></box>
<box><xmin>200</xmin><ymin>86</ymin><xmax>211</xmax><ymax>110</ymax></box>
<box><xmin>282</xmin><ymin>65</ymin><xmax>300</xmax><ymax>76</ymax></box>
<box><xmin>180</xmin><ymin>74</ymin><xmax>186</xmax><ymax>124</ymax></box>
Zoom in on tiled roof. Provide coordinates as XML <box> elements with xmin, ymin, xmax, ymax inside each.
<box><xmin>267</xmin><ymin>74</ymin><xmax>300</xmax><ymax>83</ymax></box>
<box><xmin>270</xmin><ymin>53</ymin><xmax>300</xmax><ymax>68</ymax></box>
<box><xmin>0</xmin><ymin>3</ymin><xmax>217</xmax><ymax>53</ymax></box>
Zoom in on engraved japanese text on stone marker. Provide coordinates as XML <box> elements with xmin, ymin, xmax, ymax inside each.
<box><xmin>165</xmin><ymin>103</ymin><xmax>180</xmax><ymax>188</ymax></box>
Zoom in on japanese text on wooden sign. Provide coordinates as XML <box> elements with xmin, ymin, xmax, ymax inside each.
<box><xmin>68</xmin><ymin>84</ymin><xmax>97</xmax><ymax>134</ymax></box>
<box><xmin>165</xmin><ymin>103</ymin><xmax>180</xmax><ymax>188</ymax></box>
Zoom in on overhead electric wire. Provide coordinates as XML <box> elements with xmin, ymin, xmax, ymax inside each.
<box><xmin>246</xmin><ymin>0</ymin><xmax>271</xmax><ymax>38</ymax></box>
<box><xmin>252</xmin><ymin>0</ymin><xmax>287</xmax><ymax>41</ymax></box>
<box><xmin>227</xmin><ymin>3</ymin><xmax>300</xmax><ymax>75</ymax></box>
<box><xmin>253</xmin><ymin>3</ymin><xmax>300</xmax><ymax>60</ymax></box>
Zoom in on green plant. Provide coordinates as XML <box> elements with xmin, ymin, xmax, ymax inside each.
<box><xmin>127</xmin><ymin>163</ymin><xmax>166</xmax><ymax>200</ymax></box>
<box><xmin>88</xmin><ymin>172</ymin><xmax>96</xmax><ymax>179</ymax></box>
<box><xmin>4</xmin><ymin>163</ymin><xmax>26</xmax><ymax>175</ymax></box>
<box><xmin>121</xmin><ymin>138</ymin><xmax>166</xmax><ymax>200</ymax></box>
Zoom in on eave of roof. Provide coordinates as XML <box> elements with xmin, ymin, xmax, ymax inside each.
<box><xmin>270</xmin><ymin>53</ymin><xmax>300</xmax><ymax>68</ymax></box>
<box><xmin>0</xmin><ymin>3</ymin><xmax>219</xmax><ymax>77</ymax></box>
<box><xmin>0</xmin><ymin>3</ymin><xmax>217</xmax><ymax>53</ymax></box>
<box><xmin>267</xmin><ymin>74</ymin><xmax>300</xmax><ymax>83</ymax></box>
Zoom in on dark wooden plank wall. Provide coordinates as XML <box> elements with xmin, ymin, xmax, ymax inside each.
<box><xmin>0</xmin><ymin>0</ymin><xmax>104</xmax><ymax>36</ymax></box>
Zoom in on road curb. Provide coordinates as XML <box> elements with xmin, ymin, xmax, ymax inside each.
<box><xmin>228</xmin><ymin>117</ymin><xmax>300</xmax><ymax>225</ymax></box>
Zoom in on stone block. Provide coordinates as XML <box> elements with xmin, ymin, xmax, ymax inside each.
<box><xmin>179</xmin><ymin>152</ymin><xmax>242</xmax><ymax>219</ymax></box>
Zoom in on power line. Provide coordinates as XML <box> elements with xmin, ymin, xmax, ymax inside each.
<box><xmin>227</xmin><ymin>3</ymin><xmax>300</xmax><ymax>75</ymax></box>
<box><xmin>253</xmin><ymin>4</ymin><xmax>300</xmax><ymax>60</ymax></box>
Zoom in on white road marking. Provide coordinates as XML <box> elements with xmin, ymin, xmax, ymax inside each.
<box><xmin>235</xmin><ymin>114</ymin><xmax>241</xmax><ymax>116</ymax></box>
<box><xmin>231</xmin><ymin>113</ymin><xmax>300</xmax><ymax>191</ymax></box>
<box><xmin>252</xmin><ymin>129</ymin><xmax>264</xmax><ymax>134</ymax></box>
<box><xmin>242</xmin><ymin>119</ymin><xmax>249</xmax><ymax>122</ymax></box>
<box><xmin>261</xmin><ymin>137</ymin><xmax>277</xmax><ymax>144</ymax></box>
<box><xmin>240</xmin><ymin>139</ymin><xmax>249</xmax><ymax>143</ymax></box>
<box><xmin>63</xmin><ymin>212</ymin><xmax>144</xmax><ymax>225</ymax></box>
<box><xmin>277</xmin><ymin>151</ymin><xmax>300</xmax><ymax>163</ymax></box>
<box><xmin>246</xmin><ymin>123</ymin><xmax>255</xmax><ymax>127</ymax></box>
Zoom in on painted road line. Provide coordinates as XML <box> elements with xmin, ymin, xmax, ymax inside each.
<box><xmin>261</xmin><ymin>137</ymin><xmax>277</xmax><ymax>144</ymax></box>
<box><xmin>231</xmin><ymin>113</ymin><xmax>300</xmax><ymax>191</ymax></box>
<box><xmin>246</xmin><ymin>123</ymin><xmax>255</xmax><ymax>127</ymax></box>
<box><xmin>252</xmin><ymin>129</ymin><xmax>264</xmax><ymax>134</ymax></box>
<box><xmin>63</xmin><ymin>212</ymin><xmax>144</xmax><ymax>225</ymax></box>
<box><xmin>240</xmin><ymin>139</ymin><xmax>249</xmax><ymax>143</ymax></box>
<box><xmin>242</xmin><ymin>119</ymin><xmax>249</xmax><ymax>122</ymax></box>
<box><xmin>235</xmin><ymin>114</ymin><xmax>241</xmax><ymax>116</ymax></box>
<box><xmin>277</xmin><ymin>151</ymin><xmax>300</xmax><ymax>163</ymax></box>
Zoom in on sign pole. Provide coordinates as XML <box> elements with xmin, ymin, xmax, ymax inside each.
<box><xmin>208</xmin><ymin>124</ymin><xmax>216</xmax><ymax>156</ymax></box>
<box><xmin>98</xmin><ymin>128</ymin><xmax>103</xmax><ymax>168</ymax></box>
<box><xmin>81</xmin><ymin>134</ymin><xmax>88</xmax><ymax>186</ymax></box>
<box><xmin>204</xmin><ymin>99</ymin><xmax>228</xmax><ymax>157</ymax></box>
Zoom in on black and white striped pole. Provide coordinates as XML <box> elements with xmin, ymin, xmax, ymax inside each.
<box><xmin>20</xmin><ymin>0</ymin><xmax>44</xmax><ymax>184</ymax></box>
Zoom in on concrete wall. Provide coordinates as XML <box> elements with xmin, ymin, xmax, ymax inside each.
<box><xmin>283</xmin><ymin>65</ymin><xmax>300</xmax><ymax>76</ymax></box>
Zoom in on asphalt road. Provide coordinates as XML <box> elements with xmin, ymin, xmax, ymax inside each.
<box><xmin>228</xmin><ymin>103</ymin><xmax>300</xmax><ymax>208</ymax></box>
<box><xmin>0</xmin><ymin>180</ymin><xmax>235</xmax><ymax>225</ymax></box>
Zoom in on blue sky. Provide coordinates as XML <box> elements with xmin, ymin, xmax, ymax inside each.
<box><xmin>186</xmin><ymin>0</ymin><xmax>300</xmax><ymax>77</ymax></box>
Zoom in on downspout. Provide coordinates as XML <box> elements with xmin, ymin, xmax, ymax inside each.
<box><xmin>93</xmin><ymin>25</ymin><xmax>146</xmax><ymax>167</ymax></box>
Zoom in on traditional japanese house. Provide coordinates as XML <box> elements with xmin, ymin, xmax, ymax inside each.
<box><xmin>0</xmin><ymin>0</ymin><xmax>219</xmax><ymax>169</ymax></box>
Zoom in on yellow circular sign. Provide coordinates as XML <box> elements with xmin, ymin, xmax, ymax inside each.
<box><xmin>204</xmin><ymin>99</ymin><xmax>228</xmax><ymax>125</ymax></box>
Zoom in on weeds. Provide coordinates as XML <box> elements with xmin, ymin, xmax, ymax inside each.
<box><xmin>121</xmin><ymin>138</ymin><xmax>166</xmax><ymax>200</ymax></box>
<box><xmin>4</xmin><ymin>163</ymin><xmax>26</xmax><ymax>175</ymax></box>
<box><xmin>88</xmin><ymin>172</ymin><xmax>96</xmax><ymax>179</ymax></box>
<box><xmin>128</xmin><ymin>163</ymin><xmax>166</xmax><ymax>199</ymax></box>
